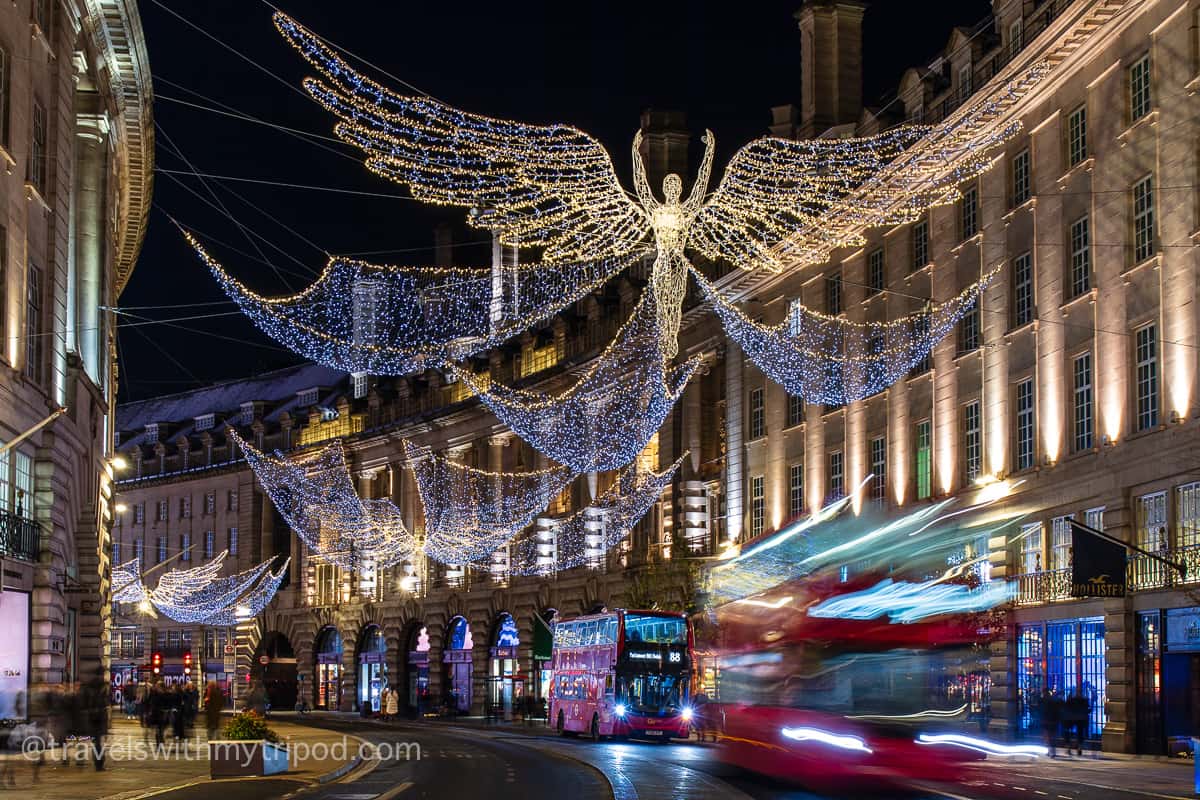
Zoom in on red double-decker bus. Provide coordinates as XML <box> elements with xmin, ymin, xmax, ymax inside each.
<box><xmin>549</xmin><ymin>609</ymin><xmax>693</xmax><ymax>741</ymax></box>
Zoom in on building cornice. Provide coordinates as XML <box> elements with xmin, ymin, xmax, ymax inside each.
<box><xmin>82</xmin><ymin>0</ymin><xmax>154</xmax><ymax>294</ymax></box>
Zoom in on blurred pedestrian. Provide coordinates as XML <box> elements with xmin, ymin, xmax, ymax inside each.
<box><xmin>82</xmin><ymin>670</ymin><xmax>109</xmax><ymax>770</ymax></box>
<box><xmin>1065</xmin><ymin>690</ymin><xmax>1089</xmax><ymax>756</ymax></box>
<box><xmin>385</xmin><ymin>686</ymin><xmax>399</xmax><ymax>721</ymax></box>
<box><xmin>1040</xmin><ymin>688</ymin><xmax>1061</xmax><ymax>758</ymax></box>
<box><xmin>203</xmin><ymin>681</ymin><xmax>225</xmax><ymax>741</ymax></box>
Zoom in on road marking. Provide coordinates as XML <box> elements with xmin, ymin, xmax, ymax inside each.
<box><xmin>328</xmin><ymin>795</ymin><xmax>376</xmax><ymax>799</ymax></box>
<box><xmin>373</xmin><ymin>782</ymin><xmax>413</xmax><ymax>800</ymax></box>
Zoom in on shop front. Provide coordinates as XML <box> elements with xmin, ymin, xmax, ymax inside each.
<box><xmin>357</xmin><ymin>625</ymin><xmax>388</xmax><ymax>714</ymax></box>
<box><xmin>443</xmin><ymin>617</ymin><xmax>473</xmax><ymax>714</ymax></box>
<box><xmin>406</xmin><ymin>625</ymin><xmax>431</xmax><ymax>717</ymax></box>
<box><xmin>1016</xmin><ymin>616</ymin><xmax>1107</xmax><ymax>741</ymax></box>
<box><xmin>315</xmin><ymin>627</ymin><xmax>344</xmax><ymax>711</ymax></box>
<box><xmin>0</xmin><ymin>590</ymin><xmax>30</xmax><ymax>721</ymax></box>
<box><xmin>1137</xmin><ymin>606</ymin><xmax>1200</xmax><ymax>755</ymax></box>
<box><xmin>489</xmin><ymin>613</ymin><xmax>522</xmax><ymax>719</ymax></box>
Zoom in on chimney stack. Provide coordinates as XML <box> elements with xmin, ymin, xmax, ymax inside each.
<box><xmin>795</xmin><ymin>0</ymin><xmax>867</xmax><ymax>138</ymax></box>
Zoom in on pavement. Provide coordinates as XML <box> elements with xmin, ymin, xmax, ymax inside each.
<box><xmin>0</xmin><ymin>715</ymin><xmax>365</xmax><ymax>800</ymax></box>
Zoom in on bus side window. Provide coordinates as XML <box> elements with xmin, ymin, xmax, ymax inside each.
<box><xmin>605</xmin><ymin>674</ymin><xmax>614</xmax><ymax>697</ymax></box>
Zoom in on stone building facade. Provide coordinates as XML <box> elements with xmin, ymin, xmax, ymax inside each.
<box><xmin>114</xmin><ymin>0</ymin><xmax>1200</xmax><ymax>753</ymax></box>
<box><xmin>0</xmin><ymin>0</ymin><xmax>151</xmax><ymax>716</ymax></box>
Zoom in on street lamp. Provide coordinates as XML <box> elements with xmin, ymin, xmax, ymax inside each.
<box><xmin>111</xmin><ymin>454</ymin><xmax>129</xmax><ymax>471</ymax></box>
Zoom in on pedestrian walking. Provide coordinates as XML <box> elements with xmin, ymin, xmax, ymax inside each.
<box><xmin>1040</xmin><ymin>688</ymin><xmax>1061</xmax><ymax>758</ymax></box>
<box><xmin>203</xmin><ymin>681</ymin><xmax>225</xmax><ymax>742</ymax></box>
<box><xmin>385</xmin><ymin>686</ymin><xmax>399</xmax><ymax>721</ymax></box>
<box><xmin>1065</xmin><ymin>690</ymin><xmax>1089</xmax><ymax>756</ymax></box>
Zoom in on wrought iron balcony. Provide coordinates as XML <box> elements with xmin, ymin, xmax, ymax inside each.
<box><xmin>0</xmin><ymin>509</ymin><xmax>40</xmax><ymax>561</ymax></box>
<box><xmin>1015</xmin><ymin>568</ymin><xmax>1072</xmax><ymax>606</ymax></box>
<box><xmin>1129</xmin><ymin>545</ymin><xmax>1200</xmax><ymax>591</ymax></box>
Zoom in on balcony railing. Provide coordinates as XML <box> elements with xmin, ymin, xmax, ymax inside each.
<box><xmin>1129</xmin><ymin>545</ymin><xmax>1200</xmax><ymax>591</ymax></box>
<box><xmin>1016</xmin><ymin>568</ymin><xmax>1072</xmax><ymax>606</ymax></box>
<box><xmin>0</xmin><ymin>509</ymin><xmax>40</xmax><ymax>561</ymax></box>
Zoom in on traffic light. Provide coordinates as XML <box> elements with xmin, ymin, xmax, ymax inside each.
<box><xmin>183</xmin><ymin>652</ymin><xmax>192</xmax><ymax>677</ymax></box>
<box><xmin>152</xmin><ymin>652</ymin><xmax>162</xmax><ymax>675</ymax></box>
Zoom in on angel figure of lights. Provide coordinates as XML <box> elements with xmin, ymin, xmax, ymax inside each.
<box><xmin>192</xmin><ymin>12</ymin><xmax>1045</xmax><ymax>403</ymax></box>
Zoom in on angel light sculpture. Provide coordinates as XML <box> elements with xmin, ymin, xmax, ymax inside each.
<box><xmin>192</xmin><ymin>12</ymin><xmax>1044</xmax><ymax>404</ymax></box>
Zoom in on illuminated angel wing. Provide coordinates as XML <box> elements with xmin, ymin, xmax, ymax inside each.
<box><xmin>692</xmin><ymin>64</ymin><xmax>1046</xmax><ymax>273</ymax></box>
<box><xmin>275</xmin><ymin>13</ymin><xmax>650</xmax><ymax>263</ymax></box>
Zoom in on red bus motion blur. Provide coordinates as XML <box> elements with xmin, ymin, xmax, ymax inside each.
<box><xmin>549</xmin><ymin>609</ymin><xmax>694</xmax><ymax>741</ymax></box>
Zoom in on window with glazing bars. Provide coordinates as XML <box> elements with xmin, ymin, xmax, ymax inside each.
<box><xmin>1085</xmin><ymin>506</ymin><xmax>1105</xmax><ymax>532</ymax></box>
<box><xmin>748</xmin><ymin>388</ymin><xmax>765</xmax><ymax>439</ymax></box>
<box><xmin>958</xmin><ymin>302</ymin><xmax>980</xmax><ymax>354</ymax></box>
<box><xmin>1136</xmin><ymin>491</ymin><xmax>1168</xmax><ymax>552</ymax></box>
<box><xmin>1019</xmin><ymin>523</ymin><xmax>1044</xmax><ymax>574</ymax></box>
<box><xmin>24</xmin><ymin>263</ymin><xmax>42</xmax><ymax>383</ymax></box>
<box><xmin>1015</xmin><ymin>378</ymin><xmax>1035</xmax><ymax>471</ymax></box>
<box><xmin>1072</xmin><ymin>353</ymin><xmax>1093</xmax><ymax>451</ymax></box>
<box><xmin>156</xmin><ymin>536</ymin><xmax>167</xmax><ymax>563</ymax></box>
<box><xmin>1051</xmin><ymin>515</ymin><xmax>1073</xmax><ymax>571</ymax></box>
<box><xmin>1016</xmin><ymin>624</ymin><xmax>1044</xmax><ymax>732</ymax></box>
<box><xmin>787</xmin><ymin>393</ymin><xmax>804</xmax><ymax>428</ymax></box>
<box><xmin>1132</xmin><ymin>175</ymin><xmax>1155</xmax><ymax>264</ymax></box>
<box><xmin>1067</xmin><ymin>105</ymin><xmax>1087</xmax><ymax>167</ymax></box>
<box><xmin>133</xmin><ymin>539</ymin><xmax>144</xmax><ymax>563</ymax></box>
<box><xmin>228</xmin><ymin>527</ymin><xmax>239</xmax><ymax>556</ymax></box>
<box><xmin>829</xmin><ymin>451</ymin><xmax>844</xmax><ymax>500</ymax></box>
<box><xmin>750</xmin><ymin>475</ymin><xmax>765</xmax><ymax>537</ymax></box>
<box><xmin>29</xmin><ymin>101</ymin><xmax>46</xmax><ymax>196</ymax></box>
<box><xmin>866</xmin><ymin>249</ymin><xmax>884</xmax><ymax>295</ymax></box>
<box><xmin>204</xmin><ymin>530</ymin><xmax>214</xmax><ymax>559</ymax></box>
<box><xmin>915</xmin><ymin>420</ymin><xmax>932</xmax><ymax>500</ymax></box>
<box><xmin>1129</xmin><ymin>54</ymin><xmax>1152</xmax><ymax>122</ymax></box>
<box><xmin>826</xmin><ymin>273</ymin><xmax>842</xmax><ymax>316</ymax></box>
<box><xmin>1135</xmin><ymin>324</ymin><xmax>1158</xmax><ymax>430</ymax></box>
<box><xmin>870</xmin><ymin>436</ymin><xmax>886</xmax><ymax>503</ymax></box>
<box><xmin>1069</xmin><ymin>215</ymin><xmax>1090</xmax><ymax>297</ymax></box>
<box><xmin>1178</xmin><ymin>484</ymin><xmax>1200</xmax><ymax>549</ymax></box>
<box><xmin>911</xmin><ymin>315</ymin><xmax>931</xmax><ymax>375</ymax></box>
<box><xmin>0</xmin><ymin>48</ymin><xmax>9</xmax><ymax>151</ymax></box>
<box><xmin>963</xmin><ymin>401</ymin><xmax>981</xmax><ymax>483</ymax></box>
<box><xmin>911</xmin><ymin>218</ymin><xmax>929</xmax><ymax>271</ymax></box>
<box><xmin>1012</xmin><ymin>149</ymin><xmax>1031</xmax><ymax>206</ymax></box>
<box><xmin>1012</xmin><ymin>252</ymin><xmax>1033</xmax><ymax>328</ymax></box>
<box><xmin>180</xmin><ymin>533</ymin><xmax>191</xmax><ymax>562</ymax></box>
<box><xmin>960</xmin><ymin>184</ymin><xmax>979</xmax><ymax>240</ymax></box>
<box><xmin>789</xmin><ymin>463</ymin><xmax>804</xmax><ymax>518</ymax></box>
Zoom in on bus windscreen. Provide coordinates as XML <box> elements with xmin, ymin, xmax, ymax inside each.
<box><xmin>623</xmin><ymin>614</ymin><xmax>687</xmax><ymax>645</ymax></box>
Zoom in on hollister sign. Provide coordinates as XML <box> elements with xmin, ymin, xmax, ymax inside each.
<box><xmin>1070</xmin><ymin>520</ymin><xmax>1127</xmax><ymax>598</ymax></box>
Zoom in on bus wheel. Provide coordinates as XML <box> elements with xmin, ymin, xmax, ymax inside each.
<box><xmin>589</xmin><ymin>714</ymin><xmax>600</xmax><ymax>742</ymax></box>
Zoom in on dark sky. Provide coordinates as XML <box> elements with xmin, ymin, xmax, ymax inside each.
<box><xmin>119</xmin><ymin>0</ymin><xmax>991</xmax><ymax>402</ymax></box>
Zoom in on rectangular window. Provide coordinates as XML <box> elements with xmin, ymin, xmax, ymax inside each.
<box><xmin>911</xmin><ymin>219</ymin><xmax>929</xmax><ymax>271</ymax></box>
<box><xmin>1012</xmin><ymin>149</ymin><xmax>1031</xmax><ymax>206</ymax></box>
<box><xmin>32</xmin><ymin>0</ymin><xmax>50</xmax><ymax>33</ymax></box>
<box><xmin>958</xmin><ymin>301</ymin><xmax>980</xmax><ymax>354</ymax></box>
<box><xmin>961</xmin><ymin>184</ymin><xmax>979</xmax><ymax>240</ymax></box>
<box><xmin>204</xmin><ymin>530</ymin><xmax>215</xmax><ymax>560</ymax></box>
<box><xmin>1073</xmin><ymin>352</ymin><xmax>1094</xmax><ymax>451</ymax></box>
<box><xmin>1069</xmin><ymin>215</ymin><xmax>1091</xmax><ymax>298</ymax></box>
<box><xmin>750</xmin><ymin>475</ymin><xmax>765</xmax><ymax>538</ymax></box>
<box><xmin>352</xmin><ymin>372</ymin><xmax>369</xmax><ymax>399</ymax></box>
<box><xmin>1178</xmin><ymin>484</ymin><xmax>1200</xmax><ymax>549</ymax></box>
<box><xmin>1085</xmin><ymin>506</ymin><xmax>1105</xmax><ymax>533</ymax></box>
<box><xmin>963</xmin><ymin>401</ymin><xmax>981</xmax><ymax>483</ymax></box>
<box><xmin>134</xmin><ymin>539</ymin><xmax>144</xmax><ymax>563</ymax></box>
<box><xmin>194</xmin><ymin>414</ymin><xmax>214</xmax><ymax>432</ymax></box>
<box><xmin>228</xmin><ymin>489</ymin><xmax>239</xmax><ymax>512</ymax></box>
<box><xmin>1067</xmin><ymin>105</ymin><xmax>1087</xmax><ymax>167</ymax></box>
<box><xmin>180</xmin><ymin>497</ymin><xmax>191</xmax><ymax>519</ymax></box>
<box><xmin>826</xmin><ymin>273</ymin><xmax>842</xmax><ymax>316</ymax></box>
<box><xmin>228</xmin><ymin>527</ymin><xmax>239</xmax><ymax>556</ymax></box>
<box><xmin>911</xmin><ymin>315</ymin><xmax>931</xmax><ymax>375</ymax></box>
<box><xmin>1008</xmin><ymin>18</ymin><xmax>1023</xmax><ymax>58</ymax></box>
<box><xmin>25</xmin><ymin>263</ymin><xmax>42</xmax><ymax>383</ymax></box>
<box><xmin>1015</xmin><ymin>378</ymin><xmax>1035</xmax><ymax>471</ymax></box>
<box><xmin>1013</xmin><ymin>252</ymin><xmax>1033</xmax><ymax>327</ymax></box>
<box><xmin>155</xmin><ymin>499</ymin><xmax>168</xmax><ymax>522</ymax></box>
<box><xmin>180</xmin><ymin>533</ymin><xmax>191</xmax><ymax>562</ymax></box>
<box><xmin>789</xmin><ymin>463</ymin><xmax>804</xmax><ymax>518</ymax></box>
<box><xmin>1051</xmin><ymin>515</ymin><xmax>1074</xmax><ymax>571</ymax></box>
<box><xmin>870</xmin><ymin>436</ymin><xmax>886</xmax><ymax>503</ymax></box>
<box><xmin>1129</xmin><ymin>53</ymin><xmax>1152</xmax><ymax>122</ymax></box>
<box><xmin>1135</xmin><ymin>324</ymin><xmax>1158</xmax><ymax>430</ymax></box>
<box><xmin>1020</xmin><ymin>522</ymin><xmax>1044</xmax><ymax>574</ymax></box>
<box><xmin>1132</xmin><ymin>174</ymin><xmax>1155</xmax><ymax>264</ymax></box>
<box><xmin>959</xmin><ymin>63</ymin><xmax>973</xmax><ymax>102</ymax></box>
<box><xmin>240</xmin><ymin>402</ymin><xmax>256</xmax><ymax>426</ymax></box>
<box><xmin>112</xmin><ymin>541</ymin><xmax>120</xmax><ymax>564</ymax></box>
<box><xmin>787</xmin><ymin>394</ymin><xmax>804</xmax><ymax>428</ymax></box>
<box><xmin>1135</xmin><ymin>492</ymin><xmax>1168</xmax><ymax>589</ymax></box>
<box><xmin>748</xmin><ymin>388</ymin><xmax>765</xmax><ymax>440</ymax></box>
<box><xmin>915</xmin><ymin>420</ymin><xmax>932</xmax><ymax>500</ymax></box>
<box><xmin>0</xmin><ymin>447</ymin><xmax>8</xmax><ymax>513</ymax></box>
<box><xmin>866</xmin><ymin>248</ymin><xmax>884</xmax><ymax>295</ymax></box>
<box><xmin>12</xmin><ymin>450</ymin><xmax>32</xmax><ymax>517</ymax></box>
<box><xmin>829</xmin><ymin>451</ymin><xmax>844</xmax><ymax>500</ymax></box>
<box><xmin>156</xmin><ymin>536</ymin><xmax>167</xmax><ymax>564</ymax></box>
<box><xmin>204</xmin><ymin>492</ymin><xmax>216</xmax><ymax>515</ymax></box>
<box><xmin>134</xmin><ymin>503</ymin><xmax>144</xmax><ymax>525</ymax></box>
<box><xmin>29</xmin><ymin>101</ymin><xmax>46</xmax><ymax>196</ymax></box>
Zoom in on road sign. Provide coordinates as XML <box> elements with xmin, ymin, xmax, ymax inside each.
<box><xmin>224</xmin><ymin>644</ymin><xmax>234</xmax><ymax>655</ymax></box>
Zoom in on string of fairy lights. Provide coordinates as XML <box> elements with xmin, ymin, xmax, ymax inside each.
<box><xmin>457</xmin><ymin>292</ymin><xmax>699</xmax><ymax>473</ymax></box>
<box><xmin>169</xmin><ymin>13</ymin><xmax>1054</xmax><ymax>581</ymax></box>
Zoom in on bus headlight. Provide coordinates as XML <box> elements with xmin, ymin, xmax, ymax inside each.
<box><xmin>681</xmin><ymin>707</ymin><xmax>693</xmax><ymax>722</ymax></box>
<box><xmin>614</xmin><ymin>704</ymin><xmax>627</xmax><ymax>717</ymax></box>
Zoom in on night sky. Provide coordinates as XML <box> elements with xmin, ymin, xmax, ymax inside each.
<box><xmin>119</xmin><ymin>0</ymin><xmax>991</xmax><ymax>402</ymax></box>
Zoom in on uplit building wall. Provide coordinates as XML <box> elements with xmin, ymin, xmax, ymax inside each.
<box><xmin>0</xmin><ymin>0</ymin><xmax>151</xmax><ymax>710</ymax></box>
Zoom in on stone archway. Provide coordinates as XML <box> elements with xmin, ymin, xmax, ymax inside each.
<box><xmin>251</xmin><ymin>631</ymin><xmax>297</xmax><ymax>710</ymax></box>
<box><xmin>442</xmin><ymin>616</ymin><xmax>474</xmax><ymax>714</ymax></box>
<box><xmin>313</xmin><ymin>626</ymin><xmax>345</xmax><ymax>710</ymax></box>
<box><xmin>487</xmin><ymin>612</ymin><xmax>521</xmax><ymax>719</ymax></box>
<box><xmin>400</xmin><ymin>621</ymin><xmax>431</xmax><ymax>718</ymax></box>
<box><xmin>354</xmin><ymin>623</ymin><xmax>388</xmax><ymax>714</ymax></box>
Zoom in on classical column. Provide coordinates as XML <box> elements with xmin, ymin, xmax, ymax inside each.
<box><xmin>723</xmin><ymin>345</ymin><xmax>744</xmax><ymax>543</ymax></box>
<box><xmin>73</xmin><ymin>100</ymin><xmax>109</xmax><ymax>389</ymax></box>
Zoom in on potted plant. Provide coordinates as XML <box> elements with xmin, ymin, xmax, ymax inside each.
<box><xmin>209</xmin><ymin>711</ymin><xmax>289</xmax><ymax>778</ymax></box>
